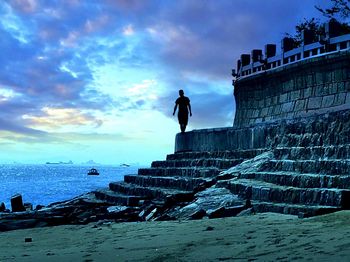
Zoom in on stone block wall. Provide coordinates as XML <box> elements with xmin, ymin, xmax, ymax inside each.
<box><xmin>234</xmin><ymin>50</ymin><xmax>350</xmax><ymax>127</ymax></box>
<box><xmin>175</xmin><ymin>109</ymin><xmax>350</xmax><ymax>153</ymax></box>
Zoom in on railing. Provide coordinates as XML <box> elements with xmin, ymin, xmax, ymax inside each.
<box><xmin>233</xmin><ymin>31</ymin><xmax>350</xmax><ymax>81</ymax></box>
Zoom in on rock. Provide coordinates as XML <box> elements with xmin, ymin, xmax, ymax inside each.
<box><xmin>24</xmin><ymin>237</ymin><xmax>32</xmax><ymax>242</ymax></box>
<box><xmin>145</xmin><ymin>208</ymin><xmax>157</xmax><ymax>221</ymax></box>
<box><xmin>166</xmin><ymin>187</ymin><xmax>244</xmax><ymax>220</ymax></box>
<box><xmin>190</xmin><ymin>209</ymin><xmax>206</xmax><ymax>220</ymax></box>
<box><xmin>11</xmin><ymin>194</ymin><xmax>25</xmax><ymax>212</ymax></box>
<box><xmin>208</xmin><ymin>205</ymin><xmax>246</xmax><ymax>219</ymax></box>
<box><xmin>298</xmin><ymin>212</ymin><xmax>311</xmax><ymax>219</ymax></box>
<box><xmin>35</xmin><ymin>205</ymin><xmax>45</xmax><ymax>210</ymax></box>
<box><xmin>216</xmin><ymin>173</ymin><xmax>236</xmax><ymax>181</ymax></box>
<box><xmin>153</xmin><ymin>214</ymin><xmax>176</xmax><ymax>221</ymax></box>
<box><xmin>207</xmin><ymin>207</ymin><xmax>225</xmax><ymax>218</ymax></box>
<box><xmin>0</xmin><ymin>202</ymin><xmax>5</xmax><ymax>212</ymax></box>
<box><xmin>107</xmin><ymin>206</ymin><xmax>128</xmax><ymax>214</ymax></box>
<box><xmin>138</xmin><ymin>204</ymin><xmax>157</xmax><ymax>220</ymax></box>
<box><xmin>138</xmin><ymin>210</ymin><xmax>146</xmax><ymax>218</ymax></box>
<box><xmin>24</xmin><ymin>203</ymin><xmax>33</xmax><ymax>211</ymax></box>
<box><xmin>236</xmin><ymin>207</ymin><xmax>254</xmax><ymax>217</ymax></box>
<box><xmin>204</xmin><ymin>226</ymin><xmax>214</xmax><ymax>231</ymax></box>
<box><xmin>220</xmin><ymin>151</ymin><xmax>274</xmax><ymax>177</ymax></box>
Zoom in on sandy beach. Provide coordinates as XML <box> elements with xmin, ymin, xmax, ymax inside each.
<box><xmin>1</xmin><ymin>211</ymin><xmax>350</xmax><ymax>261</ymax></box>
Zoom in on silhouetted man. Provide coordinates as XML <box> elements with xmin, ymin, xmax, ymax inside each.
<box><xmin>173</xmin><ymin>89</ymin><xmax>192</xmax><ymax>133</ymax></box>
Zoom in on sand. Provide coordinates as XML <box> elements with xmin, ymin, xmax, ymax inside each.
<box><xmin>1</xmin><ymin>211</ymin><xmax>350</xmax><ymax>261</ymax></box>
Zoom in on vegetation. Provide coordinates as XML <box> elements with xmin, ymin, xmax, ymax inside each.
<box><xmin>286</xmin><ymin>0</ymin><xmax>350</xmax><ymax>46</ymax></box>
<box><xmin>315</xmin><ymin>0</ymin><xmax>350</xmax><ymax>20</ymax></box>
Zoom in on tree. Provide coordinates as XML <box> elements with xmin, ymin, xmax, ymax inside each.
<box><xmin>285</xmin><ymin>18</ymin><xmax>322</xmax><ymax>47</ymax></box>
<box><xmin>315</xmin><ymin>0</ymin><xmax>350</xmax><ymax>20</ymax></box>
<box><xmin>286</xmin><ymin>1</ymin><xmax>350</xmax><ymax>45</ymax></box>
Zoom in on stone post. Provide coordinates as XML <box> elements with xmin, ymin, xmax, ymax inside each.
<box><xmin>241</xmin><ymin>54</ymin><xmax>250</xmax><ymax>67</ymax></box>
<box><xmin>11</xmin><ymin>194</ymin><xmax>25</xmax><ymax>212</ymax></box>
<box><xmin>265</xmin><ymin>44</ymin><xmax>276</xmax><ymax>58</ymax></box>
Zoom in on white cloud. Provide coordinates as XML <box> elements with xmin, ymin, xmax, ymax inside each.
<box><xmin>22</xmin><ymin>107</ymin><xmax>102</xmax><ymax>132</ymax></box>
<box><xmin>60</xmin><ymin>31</ymin><xmax>80</xmax><ymax>47</ymax></box>
<box><xmin>127</xmin><ymin>79</ymin><xmax>156</xmax><ymax>95</ymax></box>
<box><xmin>85</xmin><ymin>15</ymin><xmax>110</xmax><ymax>33</ymax></box>
<box><xmin>0</xmin><ymin>88</ymin><xmax>20</xmax><ymax>101</ymax></box>
<box><xmin>122</xmin><ymin>24</ymin><xmax>135</xmax><ymax>36</ymax></box>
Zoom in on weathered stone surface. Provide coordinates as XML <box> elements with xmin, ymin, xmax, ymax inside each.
<box><xmin>164</xmin><ymin>188</ymin><xmax>245</xmax><ymax>220</ymax></box>
<box><xmin>176</xmin><ymin>109</ymin><xmax>350</xmax><ymax>152</ymax></box>
<box><xmin>307</xmin><ymin>97</ymin><xmax>323</xmax><ymax>109</ymax></box>
<box><xmin>219</xmin><ymin>152</ymin><xmax>274</xmax><ymax>178</ymax></box>
<box><xmin>24</xmin><ymin>203</ymin><xmax>33</xmax><ymax>211</ymax></box>
<box><xmin>234</xmin><ymin>51</ymin><xmax>350</xmax><ymax>127</ymax></box>
<box><xmin>107</xmin><ymin>206</ymin><xmax>128</xmax><ymax>214</ymax></box>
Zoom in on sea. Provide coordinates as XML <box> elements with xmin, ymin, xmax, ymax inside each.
<box><xmin>0</xmin><ymin>164</ymin><xmax>141</xmax><ymax>210</ymax></box>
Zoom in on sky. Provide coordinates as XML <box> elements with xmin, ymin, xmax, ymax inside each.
<box><xmin>0</xmin><ymin>0</ymin><xmax>331</xmax><ymax>165</ymax></box>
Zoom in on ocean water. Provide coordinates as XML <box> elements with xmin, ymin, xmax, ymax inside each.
<box><xmin>0</xmin><ymin>164</ymin><xmax>141</xmax><ymax>210</ymax></box>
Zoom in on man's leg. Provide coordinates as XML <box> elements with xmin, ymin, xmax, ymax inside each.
<box><xmin>180</xmin><ymin>124</ymin><xmax>186</xmax><ymax>132</ymax></box>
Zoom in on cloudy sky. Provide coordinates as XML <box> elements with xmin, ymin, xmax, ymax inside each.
<box><xmin>0</xmin><ymin>0</ymin><xmax>330</xmax><ymax>165</ymax></box>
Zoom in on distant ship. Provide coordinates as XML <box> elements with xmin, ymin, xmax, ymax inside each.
<box><xmin>120</xmin><ymin>163</ymin><xmax>130</xmax><ymax>167</ymax></box>
<box><xmin>46</xmin><ymin>160</ymin><xmax>73</xmax><ymax>165</ymax></box>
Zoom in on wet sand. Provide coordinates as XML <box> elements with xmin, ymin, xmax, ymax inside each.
<box><xmin>1</xmin><ymin>211</ymin><xmax>350</xmax><ymax>261</ymax></box>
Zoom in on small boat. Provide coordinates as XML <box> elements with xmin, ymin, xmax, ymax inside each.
<box><xmin>88</xmin><ymin>168</ymin><xmax>99</xmax><ymax>176</ymax></box>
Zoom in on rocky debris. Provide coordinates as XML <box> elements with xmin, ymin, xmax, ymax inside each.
<box><xmin>24</xmin><ymin>203</ymin><xmax>33</xmax><ymax>211</ymax></box>
<box><xmin>218</xmin><ymin>151</ymin><xmax>274</xmax><ymax>180</ymax></box>
<box><xmin>0</xmin><ymin>193</ymin><xmax>141</xmax><ymax>232</ymax></box>
<box><xmin>160</xmin><ymin>187</ymin><xmax>247</xmax><ymax>220</ymax></box>
<box><xmin>35</xmin><ymin>205</ymin><xmax>45</xmax><ymax>211</ymax></box>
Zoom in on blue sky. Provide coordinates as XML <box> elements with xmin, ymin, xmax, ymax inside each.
<box><xmin>0</xmin><ymin>0</ymin><xmax>329</xmax><ymax>165</ymax></box>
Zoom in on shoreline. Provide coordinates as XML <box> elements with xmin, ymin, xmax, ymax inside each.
<box><xmin>1</xmin><ymin>211</ymin><xmax>350</xmax><ymax>261</ymax></box>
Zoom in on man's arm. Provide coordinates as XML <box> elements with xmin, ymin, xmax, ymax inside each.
<box><xmin>188</xmin><ymin>102</ymin><xmax>192</xmax><ymax>116</ymax></box>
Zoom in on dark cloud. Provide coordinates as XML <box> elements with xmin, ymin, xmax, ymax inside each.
<box><xmin>116</xmin><ymin>0</ymin><xmax>329</xmax><ymax>127</ymax></box>
<box><xmin>0</xmin><ymin>117</ymin><xmax>46</xmax><ymax>136</ymax></box>
<box><xmin>0</xmin><ymin>0</ymin><xmax>330</xmax><ymax>137</ymax></box>
<box><xmin>137</xmin><ymin>0</ymin><xmax>329</xmax><ymax>80</ymax></box>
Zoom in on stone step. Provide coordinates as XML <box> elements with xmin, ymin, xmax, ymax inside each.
<box><xmin>273</xmin><ymin>132</ymin><xmax>350</xmax><ymax>148</ymax></box>
<box><xmin>109</xmin><ymin>182</ymin><xmax>194</xmax><ymax>202</ymax></box>
<box><xmin>124</xmin><ymin>175</ymin><xmax>212</xmax><ymax>191</ymax></box>
<box><xmin>138</xmin><ymin>167</ymin><xmax>221</xmax><ymax>178</ymax></box>
<box><xmin>274</xmin><ymin>145</ymin><xmax>350</xmax><ymax>160</ymax></box>
<box><xmin>239</xmin><ymin>171</ymin><xmax>350</xmax><ymax>189</ymax></box>
<box><xmin>251</xmin><ymin>201</ymin><xmax>341</xmax><ymax>217</ymax></box>
<box><xmin>261</xmin><ymin>159</ymin><xmax>350</xmax><ymax>175</ymax></box>
<box><xmin>166</xmin><ymin>149</ymin><xmax>266</xmax><ymax>161</ymax></box>
<box><xmin>221</xmin><ymin>179</ymin><xmax>350</xmax><ymax>207</ymax></box>
<box><xmin>151</xmin><ymin>158</ymin><xmax>243</xmax><ymax>169</ymax></box>
<box><xmin>94</xmin><ymin>190</ymin><xmax>144</xmax><ymax>206</ymax></box>
<box><xmin>272</xmin><ymin>116</ymin><xmax>347</xmax><ymax>137</ymax></box>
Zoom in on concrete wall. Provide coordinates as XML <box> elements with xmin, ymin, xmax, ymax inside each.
<box><xmin>234</xmin><ymin>51</ymin><xmax>350</xmax><ymax>127</ymax></box>
<box><xmin>175</xmin><ymin>127</ymin><xmax>268</xmax><ymax>152</ymax></box>
<box><xmin>175</xmin><ymin>109</ymin><xmax>350</xmax><ymax>153</ymax></box>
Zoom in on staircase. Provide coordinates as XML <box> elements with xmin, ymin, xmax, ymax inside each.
<box><xmin>95</xmin><ymin>149</ymin><xmax>264</xmax><ymax>209</ymax></box>
<box><xmin>96</xmin><ymin>110</ymin><xmax>350</xmax><ymax>218</ymax></box>
<box><xmin>219</xmin><ymin>112</ymin><xmax>350</xmax><ymax>217</ymax></box>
